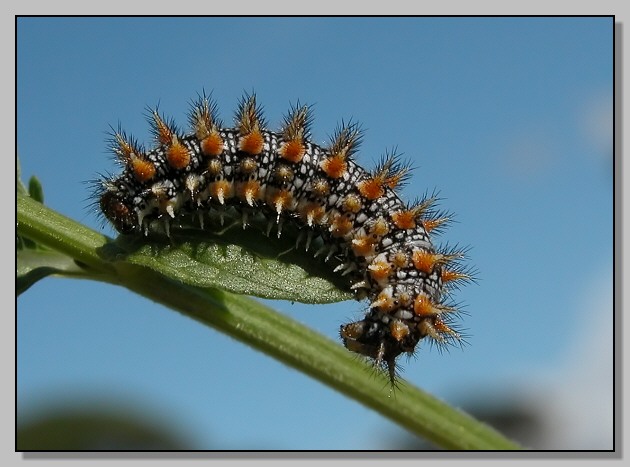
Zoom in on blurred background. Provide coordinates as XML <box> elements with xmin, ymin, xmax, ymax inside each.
<box><xmin>17</xmin><ymin>17</ymin><xmax>613</xmax><ymax>450</ymax></box>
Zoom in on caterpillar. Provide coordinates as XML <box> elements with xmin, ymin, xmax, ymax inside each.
<box><xmin>95</xmin><ymin>91</ymin><xmax>473</xmax><ymax>383</ymax></box>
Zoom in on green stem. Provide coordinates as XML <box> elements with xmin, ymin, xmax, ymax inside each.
<box><xmin>17</xmin><ymin>193</ymin><xmax>523</xmax><ymax>450</ymax></box>
<box><xmin>17</xmin><ymin>195</ymin><xmax>116</xmax><ymax>277</ymax></box>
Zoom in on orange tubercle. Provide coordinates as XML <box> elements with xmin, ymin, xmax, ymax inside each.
<box><xmin>392</xmin><ymin>251</ymin><xmax>408</xmax><ymax>268</ymax></box>
<box><xmin>210</xmin><ymin>180</ymin><xmax>233</xmax><ymax>204</ymax></box>
<box><xmin>371</xmin><ymin>290</ymin><xmax>396</xmax><ymax>312</ymax></box>
<box><xmin>368</xmin><ymin>260</ymin><xmax>391</xmax><ymax>281</ymax></box>
<box><xmin>413</xmin><ymin>294</ymin><xmax>436</xmax><ymax>316</ymax></box>
<box><xmin>238</xmin><ymin>180</ymin><xmax>261</xmax><ymax>206</ymax></box>
<box><xmin>369</xmin><ymin>217</ymin><xmax>390</xmax><ymax>237</ymax></box>
<box><xmin>130</xmin><ymin>157</ymin><xmax>156</xmax><ymax>183</ymax></box>
<box><xmin>238</xmin><ymin>130</ymin><xmax>264</xmax><ymax>155</ymax></box>
<box><xmin>320</xmin><ymin>155</ymin><xmax>347</xmax><ymax>179</ymax></box>
<box><xmin>357</xmin><ymin>178</ymin><xmax>385</xmax><ymax>200</ymax></box>
<box><xmin>310</xmin><ymin>178</ymin><xmax>330</xmax><ymax>197</ymax></box>
<box><xmin>278</xmin><ymin>139</ymin><xmax>305</xmax><ymax>163</ymax></box>
<box><xmin>239</xmin><ymin>157</ymin><xmax>258</xmax><ymax>174</ymax></box>
<box><xmin>341</xmin><ymin>194</ymin><xmax>362</xmax><ymax>214</ymax></box>
<box><xmin>206</xmin><ymin>159</ymin><xmax>223</xmax><ymax>177</ymax></box>
<box><xmin>329</xmin><ymin>214</ymin><xmax>353</xmax><ymax>238</ymax></box>
<box><xmin>391</xmin><ymin>210</ymin><xmax>417</xmax><ymax>230</ymax></box>
<box><xmin>412</xmin><ymin>250</ymin><xmax>439</xmax><ymax>274</ymax></box>
<box><xmin>273</xmin><ymin>164</ymin><xmax>294</xmax><ymax>183</ymax></box>
<box><xmin>167</xmin><ymin>139</ymin><xmax>190</xmax><ymax>169</ymax></box>
<box><xmin>270</xmin><ymin>189</ymin><xmax>293</xmax><ymax>216</ymax></box>
<box><xmin>390</xmin><ymin>321</ymin><xmax>410</xmax><ymax>342</ymax></box>
<box><xmin>300</xmin><ymin>203</ymin><xmax>326</xmax><ymax>226</ymax></box>
<box><xmin>351</xmin><ymin>235</ymin><xmax>376</xmax><ymax>257</ymax></box>
<box><xmin>201</xmin><ymin>132</ymin><xmax>224</xmax><ymax>157</ymax></box>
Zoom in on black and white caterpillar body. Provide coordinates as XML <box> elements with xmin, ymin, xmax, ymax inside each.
<box><xmin>96</xmin><ymin>92</ymin><xmax>473</xmax><ymax>382</ymax></box>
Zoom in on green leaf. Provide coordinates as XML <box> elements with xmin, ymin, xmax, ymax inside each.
<box><xmin>28</xmin><ymin>176</ymin><xmax>44</xmax><ymax>203</ymax></box>
<box><xmin>17</xmin><ymin>249</ymin><xmax>85</xmax><ymax>294</ymax></box>
<box><xmin>115</xmin><ymin>222</ymin><xmax>353</xmax><ymax>303</ymax></box>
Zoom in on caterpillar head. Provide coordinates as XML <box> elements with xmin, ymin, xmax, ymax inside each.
<box><xmin>99</xmin><ymin>190</ymin><xmax>139</xmax><ymax>234</ymax></box>
<box><xmin>340</xmin><ymin>314</ymin><xmax>418</xmax><ymax>382</ymax></box>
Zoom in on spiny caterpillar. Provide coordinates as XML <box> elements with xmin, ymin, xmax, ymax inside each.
<box><xmin>95</xmin><ymin>91</ymin><xmax>474</xmax><ymax>383</ymax></box>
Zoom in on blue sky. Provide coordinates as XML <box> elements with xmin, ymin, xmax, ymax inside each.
<box><xmin>17</xmin><ymin>17</ymin><xmax>613</xmax><ymax>450</ymax></box>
